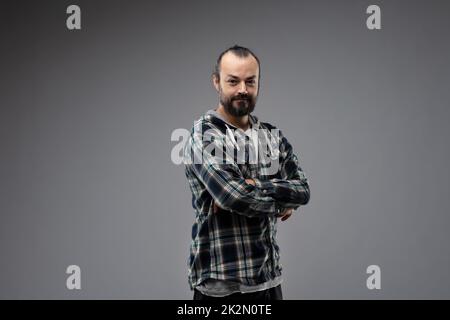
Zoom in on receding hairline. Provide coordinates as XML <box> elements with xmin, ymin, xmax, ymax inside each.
<box><xmin>213</xmin><ymin>45</ymin><xmax>261</xmax><ymax>79</ymax></box>
<box><xmin>220</xmin><ymin>50</ymin><xmax>258</xmax><ymax>65</ymax></box>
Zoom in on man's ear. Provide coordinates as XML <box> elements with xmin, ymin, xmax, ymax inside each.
<box><xmin>212</xmin><ymin>74</ymin><xmax>220</xmax><ymax>92</ymax></box>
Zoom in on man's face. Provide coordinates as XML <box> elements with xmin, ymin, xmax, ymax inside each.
<box><xmin>213</xmin><ymin>52</ymin><xmax>259</xmax><ymax>117</ymax></box>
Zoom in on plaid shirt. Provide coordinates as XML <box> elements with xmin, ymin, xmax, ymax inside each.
<box><xmin>183</xmin><ymin>110</ymin><xmax>310</xmax><ymax>290</ymax></box>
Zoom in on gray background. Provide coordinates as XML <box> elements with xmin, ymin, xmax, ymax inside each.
<box><xmin>1</xmin><ymin>0</ymin><xmax>449</xmax><ymax>299</ymax></box>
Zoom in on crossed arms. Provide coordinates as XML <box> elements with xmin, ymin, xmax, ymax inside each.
<box><xmin>185</xmin><ymin>127</ymin><xmax>310</xmax><ymax>219</ymax></box>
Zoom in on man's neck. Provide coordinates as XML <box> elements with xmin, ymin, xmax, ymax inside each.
<box><xmin>216</xmin><ymin>105</ymin><xmax>250</xmax><ymax>131</ymax></box>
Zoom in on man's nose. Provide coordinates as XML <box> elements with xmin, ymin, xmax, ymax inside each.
<box><xmin>238</xmin><ymin>82</ymin><xmax>248</xmax><ymax>94</ymax></box>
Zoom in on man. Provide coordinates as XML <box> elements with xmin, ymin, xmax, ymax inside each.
<box><xmin>183</xmin><ymin>45</ymin><xmax>310</xmax><ymax>300</ymax></box>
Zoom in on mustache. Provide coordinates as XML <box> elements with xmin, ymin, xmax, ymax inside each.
<box><xmin>232</xmin><ymin>95</ymin><xmax>251</xmax><ymax>101</ymax></box>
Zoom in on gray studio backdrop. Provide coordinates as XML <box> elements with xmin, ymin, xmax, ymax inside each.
<box><xmin>1</xmin><ymin>0</ymin><xmax>449</xmax><ymax>299</ymax></box>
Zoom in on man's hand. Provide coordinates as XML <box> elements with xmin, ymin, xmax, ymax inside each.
<box><xmin>213</xmin><ymin>200</ymin><xmax>220</xmax><ymax>213</ymax></box>
<box><xmin>245</xmin><ymin>178</ymin><xmax>256</xmax><ymax>186</ymax></box>
<box><xmin>277</xmin><ymin>208</ymin><xmax>294</xmax><ymax>221</ymax></box>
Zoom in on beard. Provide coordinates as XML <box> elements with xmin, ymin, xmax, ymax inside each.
<box><xmin>219</xmin><ymin>89</ymin><xmax>257</xmax><ymax>117</ymax></box>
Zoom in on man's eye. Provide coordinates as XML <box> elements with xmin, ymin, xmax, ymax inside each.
<box><xmin>246</xmin><ymin>80</ymin><xmax>255</xmax><ymax>85</ymax></box>
<box><xmin>228</xmin><ymin>80</ymin><xmax>237</xmax><ymax>85</ymax></box>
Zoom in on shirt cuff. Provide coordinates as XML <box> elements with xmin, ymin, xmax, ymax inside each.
<box><xmin>254</xmin><ymin>179</ymin><xmax>276</xmax><ymax>196</ymax></box>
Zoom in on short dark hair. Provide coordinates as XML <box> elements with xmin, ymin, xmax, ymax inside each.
<box><xmin>213</xmin><ymin>45</ymin><xmax>261</xmax><ymax>80</ymax></box>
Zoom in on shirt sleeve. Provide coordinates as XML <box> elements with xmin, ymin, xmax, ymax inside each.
<box><xmin>184</xmin><ymin>125</ymin><xmax>283</xmax><ymax>218</ymax></box>
<box><xmin>253</xmin><ymin>129</ymin><xmax>310</xmax><ymax>209</ymax></box>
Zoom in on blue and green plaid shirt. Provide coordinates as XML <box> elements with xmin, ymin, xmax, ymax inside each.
<box><xmin>183</xmin><ymin>109</ymin><xmax>310</xmax><ymax>290</ymax></box>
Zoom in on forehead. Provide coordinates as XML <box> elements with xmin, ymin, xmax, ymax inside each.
<box><xmin>220</xmin><ymin>52</ymin><xmax>259</xmax><ymax>78</ymax></box>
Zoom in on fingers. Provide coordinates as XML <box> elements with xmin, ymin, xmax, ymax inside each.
<box><xmin>279</xmin><ymin>208</ymin><xmax>294</xmax><ymax>221</ymax></box>
<box><xmin>279</xmin><ymin>208</ymin><xmax>292</xmax><ymax>216</ymax></box>
<box><xmin>245</xmin><ymin>178</ymin><xmax>256</xmax><ymax>186</ymax></box>
<box><xmin>213</xmin><ymin>201</ymin><xmax>220</xmax><ymax>214</ymax></box>
<box><xmin>281</xmin><ymin>212</ymin><xmax>292</xmax><ymax>221</ymax></box>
